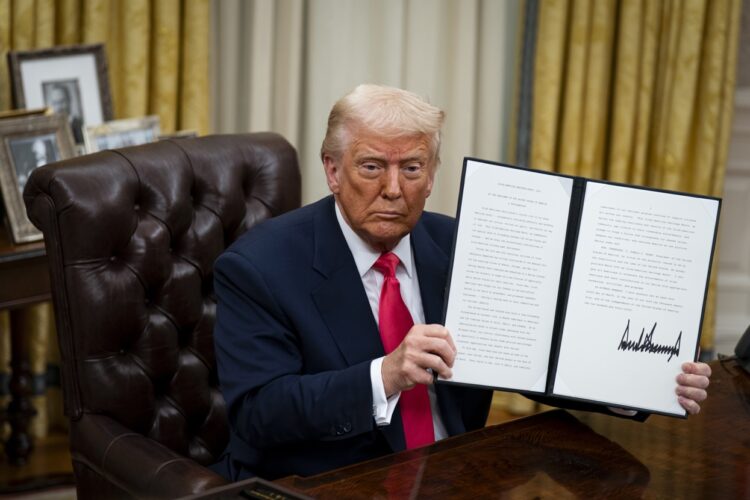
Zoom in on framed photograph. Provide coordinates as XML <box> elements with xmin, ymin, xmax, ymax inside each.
<box><xmin>84</xmin><ymin>116</ymin><xmax>161</xmax><ymax>153</ymax></box>
<box><xmin>7</xmin><ymin>44</ymin><xmax>113</xmax><ymax>146</ymax></box>
<box><xmin>158</xmin><ymin>130</ymin><xmax>198</xmax><ymax>141</ymax></box>
<box><xmin>0</xmin><ymin>114</ymin><xmax>75</xmax><ymax>243</ymax></box>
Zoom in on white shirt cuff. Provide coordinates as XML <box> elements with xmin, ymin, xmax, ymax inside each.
<box><xmin>608</xmin><ymin>406</ymin><xmax>638</xmax><ymax>417</ymax></box>
<box><xmin>370</xmin><ymin>357</ymin><xmax>400</xmax><ymax>426</ymax></box>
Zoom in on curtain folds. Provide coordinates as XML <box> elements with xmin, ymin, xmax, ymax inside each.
<box><xmin>0</xmin><ymin>0</ymin><xmax>210</xmax><ymax>133</ymax></box>
<box><xmin>0</xmin><ymin>0</ymin><xmax>210</xmax><ymax>439</ymax></box>
<box><xmin>212</xmin><ymin>0</ymin><xmax>522</xmax><ymax>214</ymax></box>
<box><xmin>527</xmin><ymin>0</ymin><xmax>741</xmax><ymax>351</ymax></box>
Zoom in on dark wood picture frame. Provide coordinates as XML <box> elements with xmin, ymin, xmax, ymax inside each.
<box><xmin>7</xmin><ymin>43</ymin><xmax>113</xmax><ymax>146</ymax></box>
<box><xmin>0</xmin><ymin>114</ymin><xmax>76</xmax><ymax>243</ymax></box>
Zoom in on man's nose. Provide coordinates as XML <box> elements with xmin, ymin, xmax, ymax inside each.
<box><xmin>382</xmin><ymin>167</ymin><xmax>401</xmax><ymax>198</ymax></box>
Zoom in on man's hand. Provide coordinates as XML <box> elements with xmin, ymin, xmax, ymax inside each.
<box><xmin>676</xmin><ymin>361</ymin><xmax>711</xmax><ymax>415</ymax></box>
<box><xmin>381</xmin><ymin>325</ymin><xmax>456</xmax><ymax>397</ymax></box>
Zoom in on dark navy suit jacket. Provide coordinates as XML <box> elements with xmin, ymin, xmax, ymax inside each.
<box><xmin>214</xmin><ymin>196</ymin><xmax>492</xmax><ymax>480</ymax></box>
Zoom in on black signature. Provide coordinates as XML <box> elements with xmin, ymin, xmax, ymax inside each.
<box><xmin>617</xmin><ymin>319</ymin><xmax>681</xmax><ymax>362</ymax></box>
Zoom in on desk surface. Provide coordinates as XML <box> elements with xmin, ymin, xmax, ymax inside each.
<box><xmin>200</xmin><ymin>359</ymin><xmax>750</xmax><ymax>499</ymax></box>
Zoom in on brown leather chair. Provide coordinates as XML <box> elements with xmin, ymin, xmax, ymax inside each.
<box><xmin>23</xmin><ymin>133</ymin><xmax>301</xmax><ymax>499</ymax></box>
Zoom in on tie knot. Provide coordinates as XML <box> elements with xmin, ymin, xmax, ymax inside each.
<box><xmin>373</xmin><ymin>252</ymin><xmax>400</xmax><ymax>278</ymax></box>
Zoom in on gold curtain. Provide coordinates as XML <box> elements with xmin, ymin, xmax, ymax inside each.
<box><xmin>0</xmin><ymin>0</ymin><xmax>210</xmax><ymax>439</ymax></box>
<box><xmin>530</xmin><ymin>0</ymin><xmax>741</xmax><ymax>351</ymax></box>
<box><xmin>0</xmin><ymin>0</ymin><xmax>210</xmax><ymax>133</ymax></box>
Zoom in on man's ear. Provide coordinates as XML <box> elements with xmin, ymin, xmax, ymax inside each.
<box><xmin>323</xmin><ymin>154</ymin><xmax>340</xmax><ymax>194</ymax></box>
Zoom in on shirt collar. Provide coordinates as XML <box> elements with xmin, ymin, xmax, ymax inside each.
<box><xmin>334</xmin><ymin>200</ymin><xmax>414</xmax><ymax>278</ymax></box>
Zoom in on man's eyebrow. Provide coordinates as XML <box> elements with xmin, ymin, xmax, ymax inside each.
<box><xmin>353</xmin><ymin>149</ymin><xmax>430</xmax><ymax>164</ymax></box>
<box><xmin>354</xmin><ymin>154</ymin><xmax>386</xmax><ymax>162</ymax></box>
<box><xmin>399</xmin><ymin>155</ymin><xmax>428</xmax><ymax>164</ymax></box>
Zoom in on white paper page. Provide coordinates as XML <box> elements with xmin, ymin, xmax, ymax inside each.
<box><xmin>553</xmin><ymin>183</ymin><xmax>719</xmax><ymax>415</ymax></box>
<box><xmin>441</xmin><ymin>160</ymin><xmax>573</xmax><ymax>391</ymax></box>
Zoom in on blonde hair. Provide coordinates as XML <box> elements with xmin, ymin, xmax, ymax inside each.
<box><xmin>320</xmin><ymin>84</ymin><xmax>445</xmax><ymax>165</ymax></box>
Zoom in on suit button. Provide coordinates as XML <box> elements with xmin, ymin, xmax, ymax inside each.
<box><xmin>334</xmin><ymin>423</ymin><xmax>351</xmax><ymax>436</ymax></box>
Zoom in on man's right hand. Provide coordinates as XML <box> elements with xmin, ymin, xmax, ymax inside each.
<box><xmin>381</xmin><ymin>325</ymin><xmax>456</xmax><ymax>397</ymax></box>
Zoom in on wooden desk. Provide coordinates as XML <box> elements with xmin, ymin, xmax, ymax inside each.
<box><xmin>193</xmin><ymin>358</ymin><xmax>750</xmax><ymax>498</ymax></box>
<box><xmin>0</xmin><ymin>229</ymin><xmax>50</xmax><ymax>465</ymax></box>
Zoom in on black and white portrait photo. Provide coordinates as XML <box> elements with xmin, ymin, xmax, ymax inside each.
<box><xmin>8</xmin><ymin>133</ymin><xmax>60</xmax><ymax>193</ymax></box>
<box><xmin>42</xmin><ymin>79</ymin><xmax>85</xmax><ymax>143</ymax></box>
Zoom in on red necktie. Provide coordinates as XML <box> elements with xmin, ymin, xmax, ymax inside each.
<box><xmin>373</xmin><ymin>252</ymin><xmax>435</xmax><ymax>449</ymax></box>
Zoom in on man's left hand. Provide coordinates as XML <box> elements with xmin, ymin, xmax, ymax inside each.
<box><xmin>676</xmin><ymin>361</ymin><xmax>711</xmax><ymax>415</ymax></box>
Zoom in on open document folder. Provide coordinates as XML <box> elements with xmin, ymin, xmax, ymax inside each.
<box><xmin>439</xmin><ymin>158</ymin><xmax>720</xmax><ymax>418</ymax></box>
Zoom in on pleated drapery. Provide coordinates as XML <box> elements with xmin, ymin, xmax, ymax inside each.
<box><xmin>526</xmin><ymin>0</ymin><xmax>741</xmax><ymax>352</ymax></box>
<box><xmin>211</xmin><ymin>0</ymin><xmax>522</xmax><ymax>214</ymax></box>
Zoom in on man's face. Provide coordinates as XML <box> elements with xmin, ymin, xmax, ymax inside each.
<box><xmin>48</xmin><ymin>87</ymin><xmax>70</xmax><ymax>115</ymax></box>
<box><xmin>324</xmin><ymin>127</ymin><xmax>436</xmax><ymax>252</ymax></box>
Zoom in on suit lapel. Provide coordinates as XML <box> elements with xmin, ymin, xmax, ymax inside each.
<box><xmin>309</xmin><ymin>197</ymin><xmax>406</xmax><ymax>451</ymax></box>
<box><xmin>310</xmin><ymin>197</ymin><xmax>384</xmax><ymax>366</ymax></box>
<box><xmin>311</xmin><ymin>202</ymin><xmax>465</xmax><ymax>447</ymax></box>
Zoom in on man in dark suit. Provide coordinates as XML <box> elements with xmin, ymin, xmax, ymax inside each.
<box><xmin>213</xmin><ymin>84</ymin><xmax>711</xmax><ymax>481</ymax></box>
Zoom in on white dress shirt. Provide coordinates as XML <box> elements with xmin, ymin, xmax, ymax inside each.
<box><xmin>334</xmin><ymin>203</ymin><xmax>449</xmax><ymax>441</ymax></box>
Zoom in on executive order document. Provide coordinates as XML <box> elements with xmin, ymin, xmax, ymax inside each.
<box><xmin>552</xmin><ymin>182</ymin><xmax>719</xmax><ymax>415</ymax></box>
<box><xmin>440</xmin><ymin>158</ymin><xmax>720</xmax><ymax>417</ymax></box>
<box><xmin>441</xmin><ymin>159</ymin><xmax>573</xmax><ymax>393</ymax></box>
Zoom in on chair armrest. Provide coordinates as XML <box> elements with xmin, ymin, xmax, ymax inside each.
<box><xmin>70</xmin><ymin>413</ymin><xmax>228</xmax><ymax>498</ymax></box>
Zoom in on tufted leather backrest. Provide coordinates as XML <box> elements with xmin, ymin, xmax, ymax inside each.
<box><xmin>24</xmin><ymin>133</ymin><xmax>301</xmax><ymax>465</ymax></box>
